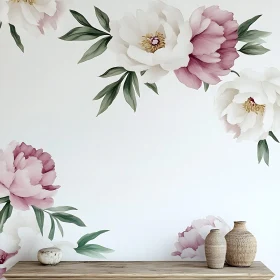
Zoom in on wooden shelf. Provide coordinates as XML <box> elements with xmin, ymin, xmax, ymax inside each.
<box><xmin>4</xmin><ymin>261</ymin><xmax>275</xmax><ymax>280</ymax></box>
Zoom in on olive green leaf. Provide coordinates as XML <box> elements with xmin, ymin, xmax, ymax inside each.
<box><xmin>47</xmin><ymin>206</ymin><xmax>78</xmax><ymax>212</ymax></box>
<box><xmin>203</xmin><ymin>82</ymin><xmax>209</xmax><ymax>92</ymax></box>
<box><xmin>238</xmin><ymin>15</ymin><xmax>262</xmax><ymax>37</ymax></box>
<box><xmin>0</xmin><ymin>202</ymin><xmax>13</xmax><ymax>233</ymax></box>
<box><xmin>0</xmin><ymin>197</ymin><xmax>9</xmax><ymax>204</ymax></box>
<box><xmin>131</xmin><ymin>72</ymin><xmax>140</xmax><ymax>97</ymax></box>
<box><xmin>99</xmin><ymin>67</ymin><xmax>127</xmax><ymax>78</ymax></box>
<box><xmin>54</xmin><ymin>218</ymin><xmax>64</xmax><ymax>237</ymax></box>
<box><xmin>239</xmin><ymin>30</ymin><xmax>271</xmax><ymax>43</ymax></box>
<box><xmin>48</xmin><ymin>215</ymin><xmax>55</xmax><ymax>241</ymax></box>
<box><xmin>9</xmin><ymin>24</ymin><xmax>24</xmax><ymax>52</ymax></box>
<box><xmin>239</xmin><ymin>42</ymin><xmax>270</xmax><ymax>55</ymax></box>
<box><xmin>70</xmin><ymin>10</ymin><xmax>93</xmax><ymax>28</ymax></box>
<box><xmin>0</xmin><ymin>22</ymin><xmax>2</xmax><ymax>29</ymax></box>
<box><xmin>94</xmin><ymin>80</ymin><xmax>122</xmax><ymax>101</ymax></box>
<box><xmin>144</xmin><ymin>83</ymin><xmax>158</xmax><ymax>94</ymax></box>
<box><xmin>94</xmin><ymin>6</ymin><xmax>111</xmax><ymax>32</ymax></box>
<box><xmin>78</xmin><ymin>36</ymin><xmax>112</xmax><ymax>63</ymax></box>
<box><xmin>77</xmin><ymin>230</ymin><xmax>110</xmax><ymax>247</ymax></box>
<box><xmin>257</xmin><ymin>140</ymin><xmax>269</xmax><ymax>165</ymax></box>
<box><xmin>52</xmin><ymin>213</ymin><xmax>86</xmax><ymax>227</ymax></box>
<box><xmin>95</xmin><ymin>73</ymin><xmax>128</xmax><ymax>116</ymax></box>
<box><xmin>59</xmin><ymin>27</ymin><xmax>108</xmax><ymax>41</ymax></box>
<box><xmin>123</xmin><ymin>73</ymin><xmax>137</xmax><ymax>112</ymax></box>
<box><xmin>97</xmin><ymin>83</ymin><xmax>122</xmax><ymax>116</ymax></box>
<box><xmin>269</xmin><ymin>131</ymin><xmax>279</xmax><ymax>143</ymax></box>
<box><xmin>32</xmin><ymin>206</ymin><xmax>45</xmax><ymax>235</ymax></box>
<box><xmin>75</xmin><ymin>245</ymin><xmax>106</xmax><ymax>259</ymax></box>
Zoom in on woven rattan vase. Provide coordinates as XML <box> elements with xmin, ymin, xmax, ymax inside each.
<box><xmin>225</xmin><ymin>221</ymin><xmax>257</xmax><ymax>267</ymax></box>
<box><xmin>205</xmin><ymin>229</ymin><xmax>226</xmax><ymax>269</ymax></box>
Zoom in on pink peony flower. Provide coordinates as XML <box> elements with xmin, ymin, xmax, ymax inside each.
<box><xmin>0</xmin><ymin>268</ymin><xmax>6</xmax><ymax>278</ymax></box>
<box><xmin>0</xmin><ymin>142</ymin><xmax>60</xmax><ymax>211</ymax></box>
<box><xmin>0</xmin><ymin>249</ymin><xmax>17</xmax><ymax>265</ymax></box>
<box><xmin>175</xmin><ymin>6</ymin><xmax>239</xmax><ymax>89</ymax></box>
<box><xmin>172</xmin><ymin>216</ymin><xmax>230</xmax><ymax>260</ymax></box>
<box><xmin>38</xmin><ymin>0</ymin><xmax>66</xmax><ymax>34</ymax></box>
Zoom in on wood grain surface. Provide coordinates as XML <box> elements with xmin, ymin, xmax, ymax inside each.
<box><xmin>4</xmin><ymin>261</ymin><xmax>275</xmax><ymax>280</ymax></box>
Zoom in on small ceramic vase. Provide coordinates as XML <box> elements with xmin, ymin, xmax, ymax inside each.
<box><xmin>205</xmin><ymin>229</ymin><xmax>226</xmax><ymax>269</ymax></box>
<box><xmin>225</xmin><ymin>221</ymin><xmax>257</xmax><ymax>267</ymax></box>
<box><xmin>37</xmin><ymin>247</ymin><xmax>62</xmax><ymax>265</ymax></box>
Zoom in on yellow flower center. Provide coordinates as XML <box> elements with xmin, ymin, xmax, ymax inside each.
<box><xmin>243</xmin><ymin>97</ymin><xmax>265</xmax><ymax>115</ymax></box>
<box><xmin>141</xmin><ymin>32</ymin><xmax>165</xmax><ymax>53</ymax></box>
<box><xmin>10</xmin><ymin>0</ymin><xmax>36</xmax><ymax>5</ymax></box>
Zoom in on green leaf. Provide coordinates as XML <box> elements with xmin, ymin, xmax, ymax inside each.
<box><xmin>263</xmin><ymin>140</ymin><xmax>269</xmax><ymax>166</ymax></box>
<box><xmin>32</xmin><ymin>206</ymin><xmax>44</xmax><ymax>236</ymax></box>
<box><xmin>123</xmin><ymin>73</ymin><xmax>137</xmax><ymax>112</ymax></box>
<box><xmin>238</xmin><ymin>15</ymin><xmax>262</xmax><ymax>37</ymax></box>
<box><xmin>78</xmin><ymin>36</ymin><xmax>111</xmax><ymax>63</ymax></box>
<box><xmin>96</xmin><ymin>73</ymin><xmax>127</xmax><ymax>116</ymax></box>
<box><xmin>239</xmin><ymin>42</ymin><xmax>270</xmax><ymax>55</ymax></box>
<box><xmin>48</xmin><ymin>215</ymin><xmax>55</xmax><ymax>241</ymax></box>
<box><xmin>0</xmin><ymin>197</ymin><xmax>9</xmax><ymax>204</ymax></box>
<box><xmin>131</xmin><ymin>72</ymin><xmax>140</xmax><ymax>97</ymax></box>
<box><xmin>47</xmin><ymin>206</ymin><xmax>78</xmax><ymax>212</ymax></box>
<box><xmin>75</xmin><ymin>246</ymin><xmax>106</xmax><ymax>259</ymax></box>
<box><xmin>9</xmin><ymin>24</ymin><xmax>24</xmax><ymax>52</ymax></box>
<box><xmin>94</xmin><ymin>6</ymin><xmax>111</xmax><ymax>32</ymax></box>
<box><xmin>52</xmin><ymin>213</ymin><xmax>86</xmax><ymax>227</ymax></box>
<box><xmin>70</xmin><ymin>10</ymin><xmax>93</xmax><ymax>28</ymax></box>
<box><xmin>269</xmin><ymin>131</ymin><xmax>279</xmax><ymax>143</ymax></box>
<box><xmin>54</xmin><ymin>218</ymin><xmax>64</xmax><ymax>237</ymax></box>
<box><xmin>59</xmin><ymin>27</ymin><xmax>107</xmax><ymax>41</ymax></box>
<box><xmin>203</xmin><ymin>82</ymin><xmax>209</xmax><ymax>92</ymax></box>
<box><xmin>97</xmin><ymin>83</ymin><xmax>122</xmax><ymax>116</ymax></box>
<box><xmin>0</xmin><ymin>22</ymin><xmax>2</xmax><ymax>29</ymax></box>
<box><xmin>238</xmin><ymin>30</ymin><xmax>271</xmax><ymax>43</ymax></box>
<box><xmin>94</xmin><ymin>80</ymin><xmax>121</xmax><ymax>101</ymax></box>
<box><xmin>144</xmin><ymin>83</ymin><xmax>158</xmax><ymax>94</ymax></box>
<box><xmin>140</xmin><ymin>70</ymin><xmax>147</xmax><ymax>76</ymax></box>
<box><xmin>257</xmin><ymin>140</ymin><xmax>265</xmax><ymax>163</ymax></box>
<box><xmin>79</xmin><ymin>244</ymin><xmax>113</xmax><ymax>253</ymax></box>
<box><xmin>0</xmin><ymin>202</ymin><xmax>13</xmax><ymax>233</ymax></box>
<box><xmin>99</xmin><ymin>67</ymin><xmax>127</xmax><ymax>78</ymax></box>
<box><xmin>77</xmin><ymin>230</ymin><xmax>109</xmax><ymax>247</ymax></box>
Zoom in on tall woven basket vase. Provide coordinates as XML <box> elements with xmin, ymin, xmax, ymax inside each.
<box><xmin>225</xmin><ymin>221</ymin><xmax>257</xmax><ymax>267</ymax></box>
<box><xmin>205</xmin><ymin>229</ymin><xmax>226</xmax><ymax>269</ymax></box>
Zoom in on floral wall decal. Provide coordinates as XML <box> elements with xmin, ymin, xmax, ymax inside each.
<box><xmin>60</xmin><ymin>1</ymin><xmax>270</xmax><ymax>115</ymax></box>
<box><xmin>0</xmin><ymin>141</ymin><xmax>113</xmax><ymax>277</ymax></box>
<box><xmin>217</xmin><ymin>68</ymin><xmax>280</xmax><ymax>165</ymax></box>
<box><xmin>0</xmin><ymin>0</ymin><xmax>66</xmax><ymax>52</ymax></box>
<box><xmin>172</xmin><ymin>216</ymin><xmax>230</xmax><ymax>260</ymax></box>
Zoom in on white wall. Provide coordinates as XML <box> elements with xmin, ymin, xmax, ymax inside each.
<box><xmin>0</xmin><ymin>0</ymin><xmax>279</xmax><ymax>277</ymax></box>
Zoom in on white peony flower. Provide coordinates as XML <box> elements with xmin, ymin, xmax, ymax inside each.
<box><xmin>0</xmin><ymin>210</ymin><xmax>79</xmax><ymax>275</ymax></box>
<box><xmin>216</xmin><ymin>68</ymin><xmax>280</xmax><ymax>141</ymax></box>
<box><xmin>108</xmin><ymin>0</ymin><xmax>193</xmax><ymax>83</ymax></box>
<box><xmin>0</xmin><ymin>0</ymin><xmax>58</xmax><ymax>34</ymax></box>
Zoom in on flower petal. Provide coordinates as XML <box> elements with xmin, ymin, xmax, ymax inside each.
<box><xmin>141</xmin><ymin>65</ymin><xmax>168</xmax><ymax>83</ymax></box>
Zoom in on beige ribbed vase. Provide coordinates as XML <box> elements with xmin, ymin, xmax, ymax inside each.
<box><xmin>225</xmin><ymin>221</ymin><xmax>257</xmax><ymax>267</ymax></box>
<box><xmin>205</xmin><ymin>229</ymin><xmax>226</xmax><ymax>269</ymax></box>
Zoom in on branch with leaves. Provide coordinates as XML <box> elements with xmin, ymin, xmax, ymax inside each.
<box><xmin>60</xmin><ymin>6</ymin><xmax>160</xmax><ymax>115</ymax></box>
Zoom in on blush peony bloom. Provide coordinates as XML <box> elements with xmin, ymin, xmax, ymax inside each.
<box><xmin>0</xmin><ymin>268</ymin><xmax>6</xmax><ymax>279</ymax></box>
<box><xmin>38</xmin><ymin>0</ymin><xmax>66</xmax><ymax>34</ymax></box>
<box><xmin>108</xmin><ymin>0</ymin><xmax>193</xmax><ymax>83</ymax></box>
<box><xmin>0</xmin><ymin>0</ymin><xmax>63</xmax><ymax>35</ymax></box>
<box><xmin>217</xmin><ymin>68</ymin><xmax>280</xmax><ymax>141</ymax></box>
<box><xmin>0</xmin><ymin>142</ymin><xmax>60</xmax><ymax>211</ymax></box>
<box><xmin>172</xmin><ymin>216</ymin><xmax>230</xmax><ymax>260</ymax></box>
<box><xmin>175</xmin><ymin>6</ymin><xmax>239</xmax><ymax>89</ymax></box>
